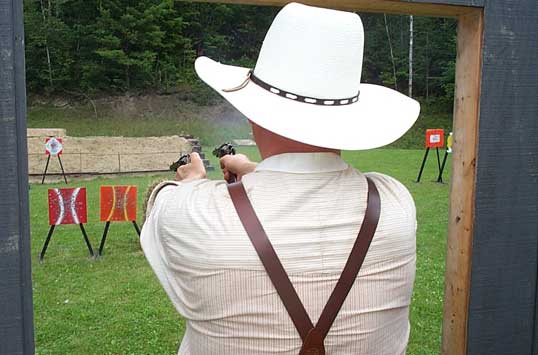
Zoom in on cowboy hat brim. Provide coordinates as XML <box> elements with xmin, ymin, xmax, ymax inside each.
<box><xmin>195</xmin><ymin>56</ymin><xmax>420</xmax><ymax>150</ymax></box>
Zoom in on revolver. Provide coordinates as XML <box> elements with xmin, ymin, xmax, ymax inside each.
<box><xmin>212</xmin><ymin>143</ymin><xmax>236</xmax><ymax>159</ymax></box>
<box><xmin>169</xmin><ymin>153</ymin><xmax>191</xmax><ymax>172</ymax></box>
<box><xmin>213</xmin><ymin>143</ymin><xmax>237</xmax><ymax>183</ymax></box>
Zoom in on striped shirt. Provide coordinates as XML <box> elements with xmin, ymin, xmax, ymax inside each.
<box><xmin>141</xmin><ymin>152</ymin><xmax>416</xmax><ymax>355</ymax></box>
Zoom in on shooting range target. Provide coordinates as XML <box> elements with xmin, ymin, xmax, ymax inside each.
<box><xmin>100</xmin><ymin>186</ymin><xmax>138</xmax><ymax>222</ymax></box>
<box><xmin>45</xmin><ymin>137</ymin><xmax>63</xmax><ymax>156</ymax></box>
<box><xmin>47</xmin><ymin>188</ymin><xmax>88</xmax><ymax>225</ymax></box>
<box><xmin>425</xmin><ymin>129</ymin><xmax>445</xmax><ymax>148</ymax></box>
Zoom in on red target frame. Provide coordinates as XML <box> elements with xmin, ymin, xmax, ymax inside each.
<box><xmin>40</xmin><ymin>187</ymin><xmax>94</xmax><ymax>261</ymax></box>
<box><xmin>425</xmin><ymin>129</ymin><xmax>445</xmax><ymax>148</ymax></box>
<box><xmin>97</xmin><ymin>186</ymin><xmax>140</xmax><ymax>256</ymax></box>
<box><xmin>47</xmin><ymin>187</ymin><xmax>87</xmax><ymax>225</ymax></box>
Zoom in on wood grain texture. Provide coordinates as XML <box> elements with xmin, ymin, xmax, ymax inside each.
<box><xmin>0</xmin><ymin>0</ymin><xmax>35</xmax><ymax>354</ymax></box>
<box><xmin>193</xmin><ymin>0</ymin><xmax>482</xmax><ymax>17</ymax></box>
<box><xmin>441</xmin><ymin>9</ymin><xmax>483</xmax><ymax>355</ymax></box>
<box><xmin>466</xmin><ymin>1</ymin><xmax>538</xmax><ymax>354</ymax></box>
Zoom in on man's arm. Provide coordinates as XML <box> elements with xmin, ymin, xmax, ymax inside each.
<box><xmin>219</xmin><ymin>154</ymin><xmax>257</xmax><ymax>181</ymax></box>
<box><xmin>143</xmin><ymin>152</ymin><xmax>208</xmax><ymax>222</ymax></box>
<box><xmin>143</xmin><ymin>152</ymin><xmax>258</xmax><ymax>221</ymax></box>
<box><xmin>175</xmin><ymin>152</ymin><xmax>207</xmax><ymax>181</ymax></box>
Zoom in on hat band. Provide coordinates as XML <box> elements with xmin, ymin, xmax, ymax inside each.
<box><xmin>223</xmin><ymin>69</ymin><xmax>360</xmax><ymax>106</ymax></box>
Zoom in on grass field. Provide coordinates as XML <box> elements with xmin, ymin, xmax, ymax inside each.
<box><xmin>27</xmin><ymin>98</ymin><xmax>452</xmax><ymax>149</ymax></box>
<box><xmin>31</xmin><ymin>146</ymin><xmax>450</xmax><ymax>354</ymax></box>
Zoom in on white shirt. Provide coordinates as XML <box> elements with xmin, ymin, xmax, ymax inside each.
<box><xmin>141</xmin><ymin>152</ymin><xmax>416</xmax><ymax>355</ymax></box>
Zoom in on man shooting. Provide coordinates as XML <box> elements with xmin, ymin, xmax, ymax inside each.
<box><xmin>141</xmin><ymin>3</ymin><xmax>420</xmax><ymax>354</ymax></box>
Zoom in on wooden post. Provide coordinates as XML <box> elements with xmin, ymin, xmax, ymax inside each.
<box><xmin>0</xmin><ymin>0</ymin><xmax>35</xmax><ymax>353</ymax></box>
<box><xmin>442</xmin><ymin>9</ymin><xmax>483</xmax><ymax>355</ymax></box>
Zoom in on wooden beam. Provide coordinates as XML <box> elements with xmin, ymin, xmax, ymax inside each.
<box><xmin>441</xmin><ymin>8</ymin><xmax>483</xmax><ymax>355</ymax></box>
<box><xmin>0</xmin><ymin>0</ymin><xmax>35</xmax><ymax>353</ymax></box>
<box><xmin>195</xmin><ymin>0</ymin><xmax>480</xmax><ymax>17</ymax></box>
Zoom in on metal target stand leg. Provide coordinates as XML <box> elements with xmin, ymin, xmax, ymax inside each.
<box><xmin>98</xmin><ymin>221</ymin><xmax>111</xmax><ymax>257</ymax></box>
<box><xmin>41</xmin><ymin>155</ymin><xmax>68</xmax><ymax>184</ymax></box>
<box><xmin>416</xmin><ymin>148</ymin><xmax>430</xmax><ymax>183</ymax></box>
<box><xmin>132</xmin><ymin>221</ymin><xmax>141</xmax><ymax>237</ymax></box>
<box><xmin>435</xmin><ymin>147</ymin><xmax>442</xmax><ymax>180</ymax></box>
<box><xmin>437</xmin><ymin>150</ymin><xmax>450</xmax><ymax>183</ymax></box>
<box><xmin>39</xmin><ymin>224</ymin><xmax>94</xmax><ymax>261</ymax></box>
<box><xmin>79</xmin><ymin>223</ymin><xmax>94</xmax><ymax>258</ymax></box>
<box><xmin>99</xmin><ymin>220</ymin><xmax>140</xmax><ymax>257</ymax></box>
<box><xmin>41</xmin><ymin>155</ymin><xmax>51</xmax><ymax>184</ymax></box>
<box><xmin>57</xmin><ymin>155</ymin><xmax>68</xmax><ymax>184</ymax></box>
<box><xmin>39</xmin><ymin>225</ymin><xmax>56</xmax><ymax>262</ymax></box>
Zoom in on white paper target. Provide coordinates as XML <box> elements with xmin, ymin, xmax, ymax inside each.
<box><xmin>429</xmin><ymin>134</ymin><xmax>441</xmax><ymax>144</ymax></box>
<box><xmin>45</xmin><ymin>137</ymin><xmax>63</xmax><ymax>156</ymax></box>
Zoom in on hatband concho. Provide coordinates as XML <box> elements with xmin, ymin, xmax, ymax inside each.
<box><xmin>222</xmin><ymin>69</ymin><xmax>360</xmax><ymax>106</ymax></box>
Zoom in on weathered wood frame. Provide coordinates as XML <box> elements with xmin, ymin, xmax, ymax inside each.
<box><xmin>1</xmin><ymin>0</ymin><xmax>35</xmax><ymax>354</ymax></box>
<box><xmin>4</xmin><ymin>0</ymin><xmax>538</xmax><ymax>354</ymax></box>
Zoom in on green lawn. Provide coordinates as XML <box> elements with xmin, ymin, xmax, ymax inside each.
<box><xmin>32</xmin><ymin>147</ymin><xmax>450</xmax><ymax>354</ymax></box>
<box><xmin>26</xmin><ymin>99</ymin><xmax>452</xmax><ymax>149</ymax></box>
<box><xmin>26</xmin><ymin>102</ymin><xmax>252</xmax><ymax>147</ymax></box>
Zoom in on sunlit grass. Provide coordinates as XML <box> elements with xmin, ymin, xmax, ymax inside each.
<box><xmin>32</xmin><ymin>146</ymin><xmax>450</xmax><ymax>354</ymax></box>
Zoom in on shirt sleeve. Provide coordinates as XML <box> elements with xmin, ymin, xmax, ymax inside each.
<box><xmin>140</xmin><ymin>179</ymin><xmax>210</xmax><ymax>311</ymax></box>
<box><xmin>365</xmin><ymin>172</ymin><xmax>417</xmax><ymax>232</ymax></box>
<box><xmin>144</xmin><ymin>180</ymin><xmax>181</xmax><ymax>218</ymax></box>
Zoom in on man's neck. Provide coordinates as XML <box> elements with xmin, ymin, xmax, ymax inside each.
<box><xmin>259</xmin><ymin>146</ymin><xmax>340</xmax><ymax>160</ymax></box>
<box><xmin>250</xmin><ymin>121</ymin><xmax>341</xmax><ymax>160</ymax></box>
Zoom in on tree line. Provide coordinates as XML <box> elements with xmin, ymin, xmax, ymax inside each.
<box><xmin>24</xmin><ymin>0</ymin><xmax>457</xmax><ymax>104</ymax></box>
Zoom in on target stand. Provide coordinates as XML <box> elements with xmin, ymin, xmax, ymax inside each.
<box><xmin>40</xmin><ymin>187</ymin><xmax>94</xmax><ymax>262</ymax></box>
<box><xmin>97</xmin><ymin>186</ymin><xmax>140</xmax><ymax>257</ymax></box>
<box><xmin>98</xmin><ymin>220</ymin><xmax>141</xmax><ymax>256</ymax></box>
<box><xmin>40</xmin><ymin>224</ymin><xmax>94</xmax><ymax>262</ymax></box>
<box><xmin>416</xmin><ymin>129</ymin><xmax>446</xmax><ymax>183</ymax></box>
<box><xmin>42</xmin><ymin>137</ymin><xmax>68</xmax><ymax>184</ymax></box>
<box><xmin>436</xmin><ymin>132</ymin><xmax>453</xmax><ymax>183</ymax></box>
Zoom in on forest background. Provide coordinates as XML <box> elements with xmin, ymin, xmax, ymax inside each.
<box><xmin>24</xmin><ymin>0</ymin><xmax>457</xmax><ymax>113</ymax></box>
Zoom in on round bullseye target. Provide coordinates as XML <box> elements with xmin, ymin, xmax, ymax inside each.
<box><xmin>45</xmin><ymin>137</ymin><xmax>63</xmax><ymax>156</ymax></box>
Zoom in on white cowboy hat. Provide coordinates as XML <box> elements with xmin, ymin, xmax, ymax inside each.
<box><xmin>195</xmin><ymin>2</ymin><xmax>420</xmax><ymax>150</ymax></box>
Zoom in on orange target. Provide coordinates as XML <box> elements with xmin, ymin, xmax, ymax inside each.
<box><xmin>425</xmin><ymin>129</ymin><xmax>445</xmax><ymax>148</ymax></box>
<box><xmin>100</xmin><ymin>186</ymin><xmax>137</xmax><ymax>222</ymax></box>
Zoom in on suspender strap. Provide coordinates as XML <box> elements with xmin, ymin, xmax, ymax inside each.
<box><xmin>228</xmin><ymin>181</ymin><xmax>314</xmax><ymax>340</ymax></box>
<box><xmin>314</xmin><ymin>177</ymin><xmax>380</xmax><ymax>337</ymax></box>
<box><xmin>227</xmin><ymin>177</ymin><xmax>381</xmax><ymax>352</ymax></box>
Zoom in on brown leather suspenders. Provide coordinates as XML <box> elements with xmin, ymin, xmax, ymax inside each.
<box><xmin>227</xmin><ymin>177</ymin><xmax>381</xmax><ymax>355</ymax></box>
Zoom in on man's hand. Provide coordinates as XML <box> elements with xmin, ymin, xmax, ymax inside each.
<box><xmin>175</xmin><ymin>152</ymin><xmax>207</xmax><ymax>181</ymax></box>
<box><xmin>220</xmin><ymin>154</ymin><xmax>257</xmax><ymax>182</ymax></box>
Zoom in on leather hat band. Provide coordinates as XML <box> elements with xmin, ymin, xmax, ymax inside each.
<box><xmin>223</xmin><ymin>69</ymin><xmax>360</xmax><ymax>106</ymax></box>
